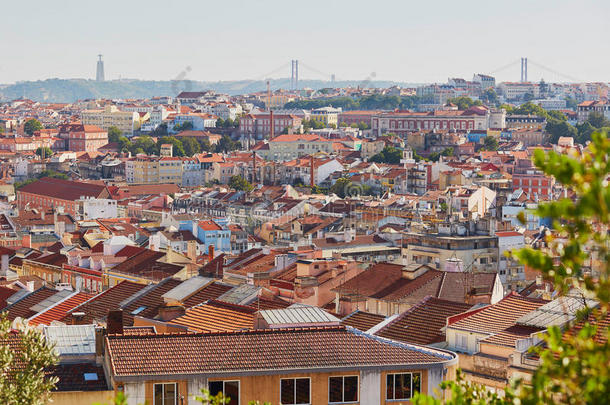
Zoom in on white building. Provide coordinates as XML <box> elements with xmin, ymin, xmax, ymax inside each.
<box><xmin>76</xmin><ymin>197</ymin><xmax>118</xmax><ymax>220</ymax></box>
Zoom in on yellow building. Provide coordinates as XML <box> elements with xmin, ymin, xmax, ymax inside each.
<box><xmin>126</xmin><ymin>156</ymin><xmax>183</xmax><ymax>185</ymax></box>
<box><xmin>82</xmin><ymin>105</ymin><xmax>141</xmax><ymax>136</ymax></box>
<box><xmin>311</xmin><ymin>107</ymin><xmax>340</xmax><ymax>127</ymax></box>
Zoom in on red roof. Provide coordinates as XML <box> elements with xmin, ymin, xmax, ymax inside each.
<box><xmin>29</xmin><ymin>292</ymin><xmax>93</xmax><ymax>326</ymax></box>
<box><xmin>106</xmin><ymin>326</ymin><xmax>455</xmax><ymax>377</ymax></box>
<box><xmin>18</xmin><ymin>177</ymin><xmax>107</xmax><ymax>201</ymax></box>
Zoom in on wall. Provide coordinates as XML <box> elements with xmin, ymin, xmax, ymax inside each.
<box><xmin>49</xmin><ymin>390</ymin><xmax>115</xmax><ymax>405</ymax></box>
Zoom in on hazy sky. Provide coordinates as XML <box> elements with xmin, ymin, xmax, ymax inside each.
<box><xmin>2</xmin><ymin>0</ymin><xmax>609</xmax><ymax>84</ymax></box>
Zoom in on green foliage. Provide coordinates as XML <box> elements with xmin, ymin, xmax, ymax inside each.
<box><xmin>215</xmin><ymin>136</ymin><xmax>240</xmax><ymax>153</ymax></box>
<box><xmin>157</xmin><ymin>136</ymin><xmax>186</xmax><ymax>156</ymax></box>
<box><xmin>565</xmin><ymin>97</ymin><xmax>578</xmax><ymax>110</ymax></box>
<box><xmin>370</xmin><ymin>146</ymin><xmax>402</xmax><ymax>164</ymax></box>
<box><xmin>302</xmin><ymin>118</ymin><xmax>325</xmax><ymax>132</ymax></box>
<box><xmin>107</xmin><ymin>126</ymin><xmax>122</xmax><ymax>143</ymax></box>
<box><xmin>482</xmin><ymin>88</ymin><xmax>499</xmax><ymax>105</ymax></box>
<box><xmin>0</xmin><ymin>314</ymin><xmax>59</xmax><ymax>405</ymax></box>
<box><xmin>284</xmin><ymin>94</ymin><xmax>433</xmax><ymax>111</ymax></box>
<box><xmin>196</xmin><ymin>388</ymin><xmax>229</xmax><ymax>405</ymax></box>
<box><xmin>415</xmin><ymin>130</ymin><xmax>610</xmax><ymax>404</ymax></box>
<box><xmin>441</xmin><ymin>147</ymin><xmax>454</xmax><ymax>157</ymax></box>
<box><xmin>447</xmin><ymin>97</ymin><xmax>482</xmax><ymax>110</ymax></box>
<box><xmin>228</xmin><ymin>175</ymin><xmax>253</xmax><ymax>192</ymax></box>
<box><xmin>412</xmin><ymin>370</ymin><xmax>512</xmax><ymax>405</ymax></box>
<box><xmin>330</xmin><ymin>177</ymin><xmax>372</xmax><ymax>198</ymax></box>
<box><xmin>24</xmin><ymin>119</ymin><xmax>43</xmax><ymax>135</ymax></box>
<box><xmin>174</xmin><ymin>121</ymin><xmax>194</xmax><ymax>132</ymax></box>
<box><xmin>481</xmin><ymin>136</ymin><xmax>499</xmax><ymax>151</ymax></box>
<box><xmin>35</xmin><ymin>147</ymin><xmax>53</xmax><ymax>158</ymax></box>
<box><xmin>150</xmin><ymin>122</ymin><xmax>168</xmax><ymax>137</ymax></box>
<box><xmin>182</xmin><ymin>137</ymin><xmax>201</xmax><ymax>156</ymax></box>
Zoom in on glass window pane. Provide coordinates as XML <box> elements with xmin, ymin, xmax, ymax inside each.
<box><xmin>386</xmin><ymin>374</ymin><xmax>394</xmax><ymax>400</ymax></box>
<box><xmin>413</xmin><ymin>373</ymin><xmax>421</xmax><ymax>394</ymax></box>
<box><xmin>281</xmin><ymin>379</ymin><xmax>295</xmax><ymax>404</ymax></box>
<box><xmin>395</xmin><ymin>374</ymin><xmax>412</xmax><ymax>400</ymax></box>
<box><xmin>164</xmin><ymin>383</ymin><xmax>176</xmax><ymax>405</ymax></box>
<box><xmin>225</xmin><ymin>381</ymin><xmax>239</xmax><ymax>405</ymax></box>
<box><xmin>329</xmin><ymin>377</ymin><xmax>343</xmax><ymax>403</ymax></box>
<box><xmin>343</xmin><ymin>376</ymin><xmax>358</xmax><ymax>402</ymax></box>
<box><xmin>154</xmin><ymin>384</ymin><xmax>163</xmax><ymax>405</ymax></box>
<box><xmin>295</xmin><ymin>379</ymin><xmax>310</xmax><ymax>404</ymax></box>
<box><xmin>208</xmin><ymin>381</ymin><xmax>223</xmax><ymax>396</ymax></box>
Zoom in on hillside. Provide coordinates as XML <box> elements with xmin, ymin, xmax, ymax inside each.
<box><xmin>0</xmin><ymin>78</ymin><xmax>416</xmax><ymax>103</ymax></box>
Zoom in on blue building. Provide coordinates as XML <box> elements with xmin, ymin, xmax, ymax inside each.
<box><xmin>179</xmin><ymin>219</ymin><xmax>231</xmax><ymax>253</ymax></box>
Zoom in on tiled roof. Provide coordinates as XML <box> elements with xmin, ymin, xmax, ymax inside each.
<box><xmin>17</xmin><ymin>177</ymin><xmax>107</xmax><ymax>201</ymax></box>
<box><xmin>182</xmin><ymin>282</ymin><xmax>234</xmax><ymax>308</ymax></box>
<box><xmin>169</xmin><ymin>300</ymin><xmax>256</xmax><ymax>332</ymax></box>
<box><xmin>121</xmin><ymin>278</ymin><xmax>182</xmax><ymax>326</ymax></box>
<box><xmin>106</xmin><ymin>326</ymin><xmax>455</xmax><ymax>378</ymax></box>
<box><xmin>109</xmin><ymin>249</ymin><xmax>183</xmax><ymax>281</ymax></box>
<box><xmin>448</xmin><ymin>293</ymin><xmax>547</xmax><ymax>334</ymax></box>
<box><xmin>341</xmin><ymin>310</ymin><xmax>386</xmax><ymax>332</ymax></box>
<box><xmin>375</xmin><ymin>297</ymin><xmax>473</xmax><ymax>345</ymax></box>
<box><xmin>479</xmin><ymin>324</ymin><xmax>543</xmax><ymax>347</ymax></box>
<box><xmin>2</xmin><ymin>287</ymin><xmax>57</xmax><ymax>321</ymax></box>
<box><xmin>62</xmin><ymin>281</ymin><xmax>146</xmax><ymax>324</ymax></box>
<box><xmin>29</xmin><ymin>292</ymin><xmax>93</xmax><ymax>325</ymax></box>
<box><xmin>0</xmin><ymin>286</ymin><xmax>19</xmax><ymax>310</ymax></box>
<box><xmin>48</xmin><ymin>363</ymin><xmax>109</xmax><ymax>392</ymax></box>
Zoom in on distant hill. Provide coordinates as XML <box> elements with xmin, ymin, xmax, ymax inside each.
<box><xmin>0</xmin><ymin>78</ymin><xmax>418</xmax><ymax>103</ymax></box>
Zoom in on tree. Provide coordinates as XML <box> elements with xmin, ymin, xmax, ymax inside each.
<box><xmin>35</xmin><ymin>147</ymin><xmax>53</xmax><ymax>158</ymax></box>
<box><xmin>339</xmin><ymin>122</ymin><xmax>348</xmax><ymax>128</ymax></box>
<box><xmin>23</xmin><ymin>119</ymin><xmax>43</xmax><ymax>135</ymax></box>
<box><xmin>586</xmin><ymin>111</ymin><xmax>610</xmax><ymax>129</ymax></box>
<box><xmin>441</xmin><ymin>147</ymin><xmax>454</xmax><ymax>157</ymax></box>
<box><xmin>215</xmin><ymin>136</ymin><xmax>239</xmax><ymax>153</ymax></box>
<box><xmin>228</xmin><ymin>175</ymin><xmax>253</xmax><ymax>192</ymax></box>
<box><xmin>157</xmin><ymin>136</ymin><xmax>185</xmax><ymax>157</ymax></box>
<box><xmin>370</xmin><ymin>146</ymin><xmax>402</xmax><ymax>164</ymax></box>
<box><xmin>482</xmin><ymin>136</ymin><xmax>498</xmax><ymax>151</ymax></box>
<box><xmin>414</xmin><ymin>130</ymin><xmax>610</xmax><ymax>405</ymax></box>
<box><xmin>523</xmin><ymin>92</ymin><xmax>535</xmax><ymax>102</ymax></box>
<box><xmin>215</xmin><ymin>118</ymin><xmax>225</xmax><ymax>128</ymax></box>
<box><xmin>128</xmin><ymin>135</ymin><xmax>156</xmax><ymax>155</ymax></box>
<box><xmin>182</xmin><ymin>137</ymin><xmax>201</xmax><ymax>156</ymax></box>
<box><xmin>198</xmin><ymin>138</ymin><xmax>212</xmax><ymax>152</ymax></box>
<box><xmin>107</xmin><ymin>126</ymin><xmax>122</xmax><ymax>143</ymax></box>
<box><xmin>150</xmin><ymin>122</ymin><xmax>168</xmax><ymax>137</ymax></box>
<box><xmin>447</xmin><ymin>97</ymin><xmax>482</xmax><ymax>111</ymax></box>
<box><xmin>0</xmin><ymin>315</ymin><xmax>59</xmax><ymax>404</ymax></box>
<box><xmin>482</xmin><ymin>88</ymin><xmax>499</xmax><ymax>105</ymax></box>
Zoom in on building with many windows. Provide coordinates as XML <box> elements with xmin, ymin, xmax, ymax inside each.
<box><xmin>81</xmin><ymin>105</ymin><xmax>141</xmax><ymax>136</ymax></box>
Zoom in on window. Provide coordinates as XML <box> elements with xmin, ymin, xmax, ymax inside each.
<box><xmin>280</xmin><ymin>378</ymin><xmax>310</xmax><ymax>404</ymax></box>
<box><xmin>154</xmin><ymin>383</ymin><xmax>177</xmax><ymax>405</ymax></box>
<box><xmin>209</xmin><ymin>381</ymin><xmax>239</xmax><ymax>405</ymax></box>
<box><xmin>456</xmin><ymin>333</ymin><xmax>468</xmax><ymax>350</ymax></box>
<box><xmin>329</xmin><ymin>376</ymin><xmax>358</xmax><ymax>403</ymax></box>
<box><xmin>386</xmin><ymin>373</ymin><xmax>421</xmax><ymax>401</ymax></box>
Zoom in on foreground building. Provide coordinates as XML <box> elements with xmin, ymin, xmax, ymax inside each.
<box><xmin>105</xmin><ymin>326</ymin><xmax>458</xmax><ymax>405</ymax></box>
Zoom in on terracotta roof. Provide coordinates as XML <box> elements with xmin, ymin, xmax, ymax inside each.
<box><xmin>106</xmin><ymin>326</ymin><xmax>455</xmax><ymax>378</ymax></box>
<box><xmin>18</xmin><ymin>177</ymin><xmax>107</xmax><ymax>201</ymax></box>
<box><xmin>121</xmin><ymin>278</ymin><xmax>182</xmax><ymax>326</ymax></box>
<box><xmin>0</xmin><ymin>286</ymin><xmax>19</xmax><ymax>310</ymax></box>
<box><xmin>182</xmin><ymin>282</ymin><xmax>233</xmax><ymax>308</ymax></box>
<box><xmin>479</xmin><ymin>324</ymin><xmax>543</xmax><ymax>347</ymax></box>
<box><xmin>341</xmin><ymin>310</ymin><xmax>386</xmax><ymax>332</ymax></box>
<box><xmin>29</xmin><ymin>292</ymin><xmax>93</xmax><ymax>326</ymax></box>
<box><xmin>448</xmin><ymin>293</ymin><xmax>547</xmax><ymax>334</ymax></box>
<box><xmin>2</xmin><ymin>287</ymin><xmax>57</xmax><ymax>321</ymax></box>
<box><xmin>169</xmin><ymin>300</ymin><xmax>256</xmax><ymax>332</ymax></box>
<box><xmin>375</xmin><ymin>297</ymin><xmax>473</xmax><ymax>345</ymax></box>
<box><xmin>62</xmin><ymin>281</ymin><xmax>146</xmax><ymax>324</ymax></box>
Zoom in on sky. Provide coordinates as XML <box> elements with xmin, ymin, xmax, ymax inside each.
<box><xmin>1</xmin><ymin>0</ymin><xmax>609</xmax><ymax>85</ymax></box>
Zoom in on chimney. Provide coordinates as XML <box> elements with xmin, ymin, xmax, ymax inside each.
<box><xmin>310</xmin><ymin>155</ymin><xmax>315</xmax><ymax>187</ymax></box>
<box><xmin>535</xmin><ymin>274</ymin><xmax>543</xmax><ymax>286</ymax></box>
<box><xmin>71</xmin><ymin>311</ymin><xmax>87</xmax><ymax>325</ymax></box>
<box><xmin>158</xmin><ymin>304</ymin><xmax>185</xmax><ymax>321</ymax></box>
<box><xmin>95</xmin><ymin>327</ymin><xmax>105</xmax><ymax>363</ymax></box>
<box><xmin>107</xmin><ymin>310</ymin><xmax>124</xmax><ymax>335</ymax></box>
<box><xmin>401</xmin><ymin>265</ymin><xmax>429</xmax><ymax>280</ymax></box>
<box><xmin>208</xmin><ymin>244</ymin><xmax>215</xmax><ymax>262</ymax></box>
<box><xmin>269</xmin><ymin>110</ymin><xmax>274</xmax><ymax>139</ymax></box>
<box><xmin>252</xmin><ymin>272</ymin><xmax>271</xmax><ymax>289</ymax></box>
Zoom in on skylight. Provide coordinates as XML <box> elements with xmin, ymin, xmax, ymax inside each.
<box><xmin>131</xmin><ymin>306</ymin><xmax>147</xmax><ymax>315</ymax></box>
<box><xmin>83</xmin><ymin>373</ymin><xmax>98</xmax><ymax>381</ymax></box>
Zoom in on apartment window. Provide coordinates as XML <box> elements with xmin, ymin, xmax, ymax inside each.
<box><xmin>280</xmin><ymin>378</ymin><xmax>310</xmax><ymax>404</ymax></box>
<box><xmin>154</xmin><ymin>383</ymin><xmax>177</xmax><ymax>405</ymax></box>
<box><xmin>329</xmin><ymin>376</ymin><xmax>358</xmax><ymax>403</ymax></box>
<box><xmin>386</xmin><ymin>373</ymin><xmax>421</xmax><ymax>401</ymax></box>
<box><xmin>456</xmin><ymin>333</ymin><xmax>468</xmax><ymax>350</ymax></box>
<box><xmin>209</xmin><ymin>381</ymin><xmax>239</xmax><ymax>405</ymax></box>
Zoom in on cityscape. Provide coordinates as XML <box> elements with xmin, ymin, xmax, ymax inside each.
<box><xmin>1</xmin><ymin>1</ymin><xmax>609</xmax><ymax>405</ymax></box>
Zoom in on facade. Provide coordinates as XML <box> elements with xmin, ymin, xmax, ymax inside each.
<box><xmin>577</xmin><ymin>100</ymin><xmax>610</xmax><ymax>123</ymax></box>
<box><xmin>311</xmin><ymin>106</ymin><xmax>341</xmax><ymax>127</ymax></box>
<box><xmin>105</xmin><ymin>326</ymin><xmax>458</xmax><ymax>405</ymax></box>
<box><xmin>253</xmin><ymin>134</ymin><xmax>341</xmax><ymax>162</ymax></box>
<box><xmin>240</xmin><ymin>113</ymin><xmax>303</xmax><ymax>139</ymax></box>
<box><xmin>81</xmin><ymin>106</ymin><xmax>140</xmax><ymax>136</ymax></box>
<box><xmin>126</xmin><ymin>157</ymin><xmax>184</xmax><ymax>185</ymax></box>
<box><xmin>371</xmin><ymin>107</ymin><xmax>504</xmax><ymax>136</ymax></box>
<box><xmin>512</xmin><ymin>159</ymin><xmax>553</xmax><ymax>197</ymax></box>
<box><xmin>59</xmin><ymin>124</ymin><xmax>108</xmax><ymax>152</ymax></box>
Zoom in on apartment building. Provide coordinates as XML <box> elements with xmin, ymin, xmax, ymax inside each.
<box><xmin>81</xmin><ymin>105</ymin><xmax>140</xmax><ymax>136</ymax></box>
<box><xmin>239</xmin><ymin>113</ymin><xmax>303</xmax><ymax>139</ymax></box>
<box><xmin>577</xmin><ymin>99</ymin><xmax>610</xmax><ymax>123</ymax></box>
<box><xmin>126</xmin><ymin>156</ymin><xmax>183</xmax><ymax>185</ymax></box>
<box><xmin>311</xmin><ymin>106</ymin><xmax>341</xmax><ymax>126</ymax></box>
<box><xmin>58</xmin><ymin>123</ymin><xmax>108</xmax><ymax>152</ymax></box>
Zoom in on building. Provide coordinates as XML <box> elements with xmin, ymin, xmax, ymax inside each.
<box><xmin>338</xmin><ymin>110</ymin><xmax>379</xmax><ymax>127</ymax></box>
<box><xmin>104</xmin><ymin>325</ymin><xmax>458</xmax><ymax>405</ymax></box>
<box><xmin>17</xmin><ymin>177</ymin><xmax>109</xmax><ymax>216</ymax></box>
<box><xmin>497</xmin><ymin>82</ymin><xmax>539</xmax><ymax>101</ymax></box>
<box><xmin>512</xmin><ymin>158</ymin><xmax>553</xmax><ymax>197</ymax></box>
<box><xmin>170</xmin><ymin>113</ymin><xmax>217</xmax><ymax>132</ymax></box>
<box><xmin>311</xmin><ymin>106</ymin><xmax>341</xmax><ymax>127</ymax></box>
<box><xmin>81</xmin><ymin>105</ymin><xmax>140</xmax><ymax>136</ymax></box>
<box><xmin>371</xmin><ymin>107</ymin><xmax>505</xmax><ymax>136</ymax></box>
<box><xmin>577</xmin><ymin>100</ymin><xmax>610</xmax><ymax>123</ymax></box>
<box><xmin>253</xmin><ymin>134</ymin><xmax>346</xmax><ymax>162</ymax></box>
<box><xmin>496</xmin><ymin>231</ymin><xmax>526</xmax><ymax>292</ymax></box>
<box><xmin>472</xmin><ymin>74</ymin><xmax>496</xmax><ymax>89</ymax></box>
<box><xmin>125</xmin><ymin>156</ymin><xmax>184</xmax><ymax>185</ymax></box>
<box><xmin>240</xmin><ymin>113</ymin><xmax>303</xmax><ymax>139</ymax></box>
<box><xmin>58</xmin><ymin>123</ymin><xmax>108</xmax><ymax>152</ymax></box>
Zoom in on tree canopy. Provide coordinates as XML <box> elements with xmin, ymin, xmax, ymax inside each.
<box><xmin>35</xmin><ymin>147</ymin><xmax>53</xmax><ymax>158</ymax></box>
<box><xmin>107</xmin><ymin>126</ymin><xmax>122</xmax><ymax>143</ymax></box>
<box><xmin>228</xmin><ymin>175</ymin><xmax>253</xmax><ymax>192</ymax></box>
<box><xmin>481</xmin><ymin>136</ymin><xmax>498</xmax><ymax>151</ymax></box>
<box><xmin>369</xmin><ymin>146</ymin><xmax>402</xmax><ymax>164</ymax></box>
<box><xmin>24</xmin><ymin>119</ymin><xmax>43</xmax><ymax>135</ymax></box>
<box><xmin>447</xmin><ymin>97</ymin><xmax>482</xmax><ymax>110</ymax></box>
